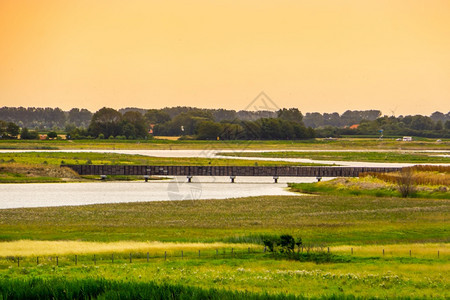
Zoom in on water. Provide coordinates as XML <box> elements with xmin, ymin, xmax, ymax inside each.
<box><xmin>2</xmin><ymin>149</ymin><xmax>448</xmax><ymax>167</ymax></box>
<box><xmin>1</xmin><ymin>148</ymin><xmax>448</xmax><ymax>209</ymax></box>
<box><xmin>0</xmin><ymin>176</ymin><xmax>324</xmax><ymax>209</ymax></box>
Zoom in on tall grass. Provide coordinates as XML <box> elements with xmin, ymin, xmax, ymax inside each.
<box><xmin>361</xmin><ymin>165</ymin><xmax>450</xmax><ymax>186</ymax></box>
<box><xmin>0</xmin><ymin>278</ymin><xmax>310</xmax><ymax>300</ymax></box>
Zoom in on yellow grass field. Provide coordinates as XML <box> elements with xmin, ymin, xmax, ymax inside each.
<box><xmin>330</xmin><ymin>243</ymin><xmax>449</xmax><ymax>258</ymax></box>
<box><xmin>0</xmin><ymin>240</ymin><xmax>257</xmax><ymax>257</ymax></box>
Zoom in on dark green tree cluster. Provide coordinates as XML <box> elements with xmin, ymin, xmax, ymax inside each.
<box><xmin>263</xmin><ymin>234</ymin><xmax>303</xmax><ymax>254</ymax></box>
<box><xmin>86</xmin><ymin>108</ymin><xmax>149</xmax><ymax>139</ymax></box>
<box><xmin>0</xmin><ymin>121</ymin><xmax>20</xmax><ymax>139</ymax></box>
<box><xmin>151</xmin><ymin>108</ymin><xmax>314</xmax><ymax>140</ymax></box>
<box><xmin>0</xmin><ymin>120</ymin><xmax>41</xmax><ymax>140</ymax></box>
<box><xmin>19</xmin><ymin>127</ymin><xmax>39</xmax><ymax>139</ymax></box>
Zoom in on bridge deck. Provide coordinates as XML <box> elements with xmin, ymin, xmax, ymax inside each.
<box><xmin>62</xmin><ymin>165</ymin><xmax>401</xmax><ymax>177</ymax></box>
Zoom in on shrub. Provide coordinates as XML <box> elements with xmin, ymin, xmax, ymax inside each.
<box><xmin>397</xmin><ymin>168</ymin><xmax>416</xmax><ymax>198</ymax></box>
<box><xmin>279</xmin><ymin>234</ymin><xmax>295</xmax><ymax>253</ymax></box>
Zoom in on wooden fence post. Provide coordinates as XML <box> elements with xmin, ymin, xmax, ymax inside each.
<box><xmin>75</xmin><ymin>255</ymin><xmax>77</xmax><ymax>265</ymax></box>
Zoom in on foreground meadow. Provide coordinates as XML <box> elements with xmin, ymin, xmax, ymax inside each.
<box><xmin>0</xmin><ymin>193</ymin><xmax>448</xmax><ymax>299</ymax></box>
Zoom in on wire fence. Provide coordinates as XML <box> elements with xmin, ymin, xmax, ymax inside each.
<box><xmin>0</xmin><ymin>246</ymin><xmax>446</xmax><ymax>268</ymax></box>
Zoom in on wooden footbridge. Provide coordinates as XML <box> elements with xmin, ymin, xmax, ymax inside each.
<box><xmin>62</xmin><ymin>165</ymin><xmax>401</xmax><ymax>182</ymax></box>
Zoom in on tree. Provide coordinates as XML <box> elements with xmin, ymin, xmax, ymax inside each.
<box><xmin>68</xmin><ymin>108</ymin><xmax>92</xmax><ymax>127</ymax></box>
<box><xmin>6</xmin><ymin>122</ymin><xmax>20</xmax><ymax>138</ymax></box>
<box><xmin>88</xmin><ymin>107</ymin><xmax>122</xmax><ymax>138</ymax></box>
<box><xmin>144</xmin><ymin>109</ymin><xmax>171</xmax><ymax>124</ymax></box>
<box><xmin>434</xmin><ymin>120</ymin><xmax>443</xmax><ymax>131</ymax></box>
<box><xmin>219</xmin><ymin>123</ymin><xmax>244</xmax><ymax>140</ymax></box>
<box><xmin>397</xmin><ymin>168</ymin><xmax>416</xmax><ymax>198</ymax></box>
<box><xmin>122</xmin><ymin>111</ymin><xmax>148</xmax><ymax>139</ymax></box>
<box><xmin>196</xmin><ymin>121</ymin><xmax>222</xmax><ymax>140</ymax></box>
<box><xmin>0</xmin><ymin>120</ymin><xmax>6</xmax><ymax>137</ymax></box>
<box><xmin>20</xmin><ymin>127</ymin><xmax>39</xmax><ymax>139</ymax></box>
<box><xmin>277</xmin><ymin>108</ymin><xmax>303</xmax><ymax>124</ymax></box>
<box><xmin>279</xmin><ymin>234</ymin><xmax>296</xmax><ymax>253</ymax></box>
<box><xmin>445</xmin><ymin>120</ymin><xmax>450</xmax><ymax>130</ymax></box>
<box><xmin>47</xmin><ymin>131</ymin><xmax>58</xmax><ymax>139</ymax></box>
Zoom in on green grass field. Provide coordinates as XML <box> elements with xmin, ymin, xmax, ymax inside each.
<box><xmin>219</xmin><ymin>150</ymin><xmax>450</xmax><ymax>163</ymax></box>
<box><xmin>0</xmin><ymin>194</ymin><xmax>449</xmax><ymax>299</ymax></box>
<box><xmin>0</xmin><ymin>151</ymin><xmax>320</xmax><ymax>167</ymax></box>
<box><xmin>1</xmin><ymin>137</ymin><xmax>449</xmax><ymax>150</ymax></box>
<box><xmin>0</xmin><ymin>151</ymin><xmax>322</xmax><ymax>183</ymax></box>
<box><xmin>0</xmin><ymin>195</ymin><xmax>448</xmax><ymax>244</ymax></box>
<box><xmin>1</xmin><ymin>138</ymin><xmax>449</xmax><ymax>298</ymax></box>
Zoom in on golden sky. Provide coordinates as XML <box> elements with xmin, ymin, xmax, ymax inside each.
<box><xmin>1</xmin><ymin>0</ymin><xmax>449</xmax><ymax>115</ymax></box>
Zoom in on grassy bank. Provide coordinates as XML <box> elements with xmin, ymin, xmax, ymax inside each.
<box><xmin>1</xmin><ymin>195</ymin><xmax>448</xmax><ymax>245</ymax></box>
<box><xmin>0</xmin><ymin>152</ymin><xmax>317</xmax><ymax>167</ymax></box>
<box><xmin>288</xmin><ymin>166</ymin><xmax>450</xmax><ymax>200</ymax></box>
<box><xmin>0</xmin><ymin>151</ymin><xmax>320</xmax><ymax>183</ymax></box>
<box><xmin>219</xmin><ymin>150</ymin><xmax>450</xmax><ymax>164</ymax></box>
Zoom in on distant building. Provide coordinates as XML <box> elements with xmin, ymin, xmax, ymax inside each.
<box><xmin>402</xmin><ymin>136</ymin><xmax>412</xmax><ymax>141</ymax></box>
<box><xmin>349</xmin><ymin>124</ymin><xmax>359</xmax><ymax>129</ymax></box>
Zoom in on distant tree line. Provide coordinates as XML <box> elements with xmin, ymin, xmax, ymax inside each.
<box><xmin>150</xmin><ymin>108</ymin><xmax>314</xmax><ymax>140</ymax></box>
<box><xmin>1</xmin><ymin>105</ymin><xmax>449</xmax><ymax>140</ymax></box>
<box><xmin>316</xmin><ymin>113</ymin><xmax>450</xmax><ymax>138</ymax></box>
<box><xmin>303</xmin><ymin>110</ymin><xmax>382</xmax><ymax>128</ymax></box>
<box><xmin>0</xmin><ymin>107</ymin><xmax>92</xmax><ymax>130</ymax></box>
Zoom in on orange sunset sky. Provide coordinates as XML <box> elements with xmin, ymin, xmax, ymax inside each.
<box><xmin>0</xmin><ymin>0</ymin><xmax>449</xmax><ymax>115</ymax></box>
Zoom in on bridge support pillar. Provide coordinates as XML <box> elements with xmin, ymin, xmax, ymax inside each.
<box><xmin>144</xmin><ymin>175</ymin><xmax>150</xmax><ymax>182</ymax></box>
<box><xmin>273</xmin><ymin>176</ymin><xmax>279</xmax><ymax>183</ymax></box>
<box><xmin>230</xmin><ymin>176</ymin><xmax>236</xmax><ymax>183</ymax></box>
<box><xmin>316</xmin><ymin>176</ymin><xmax>322</xmax><ymax>182</ymax></box>
<box><xmin>187</xmin><ymin>175</ymin><xmax>193</xmax><ymax>183</ymax></box>
<box><xmin>100</xmin><ymin>175</ymin><xmax>107</xmax><ymax>180</ymax></box>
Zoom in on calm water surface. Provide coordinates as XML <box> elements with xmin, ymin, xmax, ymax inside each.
<box><xmin>0</xmin><ymin>176</ymin><xmax>322</xmax><ymax>209</ymax></box>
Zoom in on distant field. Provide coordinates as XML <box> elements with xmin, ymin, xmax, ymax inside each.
<box><xmin>0</xmin><ymin>151</ymin><xmax>321</xmax><ymax>183</ymax></box>
<box><xmin>0</xmin><ymin>151</ymin><xmax>312</xmax><ymax>167</ymax></box>
<box><xmin>219</xmin><ymin>150</ymin><xmax>450</xmax><ymax>163</ymax></box>
<box><xmin>0</xmin><ymin>137</ymin><xmax>449</xmax><ymax>150</ymax></box>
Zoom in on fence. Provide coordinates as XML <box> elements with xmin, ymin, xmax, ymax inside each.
<box><xmin>1</xmin><ymin>246</ymin><xmax>445</xmax><ymax>268</ymax></box>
